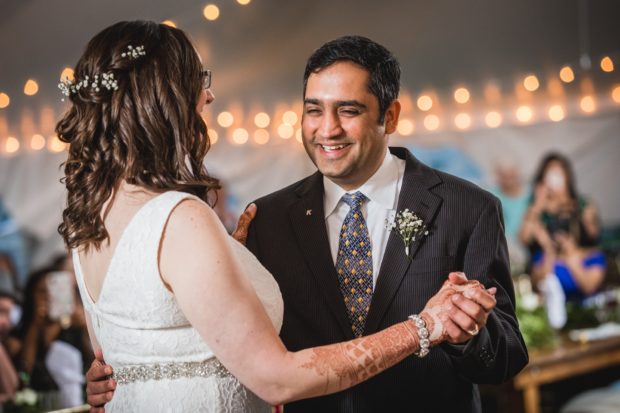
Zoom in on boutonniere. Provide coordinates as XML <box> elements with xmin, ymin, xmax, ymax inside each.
<box><xmin>386</xmin><ymin>209</ymin><xmax>428</xmax><ymax>259</ymax></box>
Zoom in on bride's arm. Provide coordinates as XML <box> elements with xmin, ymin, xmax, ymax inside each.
<box><xmin>161</xmin><ymin>199</ymin><xmax>448</xmax><ymax>405</ymax></box>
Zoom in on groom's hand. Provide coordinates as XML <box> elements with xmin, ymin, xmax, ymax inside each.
<box><xmin>443</xmin><ymin>272</ymin><xmax>497</xmax><ymax>344</ymax></box>
<box><xmin>232</xmin><ymin>203</ymin><xmax>257</xmax><ymax>245</ymax></box>
<box><xmin>86</xmin><ymin>350</ymin><xmax>115</xmax><ymax>412</ymax></box>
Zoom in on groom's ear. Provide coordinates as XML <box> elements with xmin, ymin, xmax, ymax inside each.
<box><xmin>384</xmin><ymin>100</ymin><xmax>401</xmax><ymax>135</ymax></box>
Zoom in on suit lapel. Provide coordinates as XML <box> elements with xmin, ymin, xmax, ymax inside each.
<box><xmin>364</xmin><ymin>148</ymin><xmax>443</xmax><ymax>334</ymax></box>
<box><xmin>288</xmin><ymin>172</ymin><xmax>355</xmax><ymax>339</ymax></box>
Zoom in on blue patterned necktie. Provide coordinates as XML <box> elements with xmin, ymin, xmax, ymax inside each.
<box><xmin>335</xmin><ymin>191</ymin><xmax>373</xmax><ymax>337</ymax></box>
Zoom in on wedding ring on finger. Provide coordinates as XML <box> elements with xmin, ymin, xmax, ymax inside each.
<box><xmin>467</xmin><ymin>324</ymin><xmax>479</xmax><ymax>336</ymax></box>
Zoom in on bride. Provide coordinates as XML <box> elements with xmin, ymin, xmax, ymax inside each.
<box><xmin>57</xmin><ymin>21</ymin><xmax>487</xmax><ymax>412</ymax></box>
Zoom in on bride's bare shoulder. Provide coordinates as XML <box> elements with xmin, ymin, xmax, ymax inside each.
<box><xmin>164</xmin><ymin>197</ymin><xmax>225</xmax><ymax>243</ymax></box>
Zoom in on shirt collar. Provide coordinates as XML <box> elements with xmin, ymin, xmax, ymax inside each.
<box><xmin>323</xmin><ymin>149</ymin><xmax>401</xmax><ymax>218</ymax></box>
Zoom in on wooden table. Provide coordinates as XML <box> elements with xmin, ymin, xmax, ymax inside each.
<box><xmin>513</xmin><ymin>335</ymin><xmax>620</xmax><ymax>413</ymax></box>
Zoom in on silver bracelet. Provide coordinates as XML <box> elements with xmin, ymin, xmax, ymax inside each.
<box><xmin>408</xmin><ymin>314</ymin><xmax>430</xmax><ymax>358</ymax></box>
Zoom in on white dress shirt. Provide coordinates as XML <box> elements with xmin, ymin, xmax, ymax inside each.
<box><xmin>324</xmin><ymin>149</ymin><xmax>405</xmax><ymax>287</ymax></box>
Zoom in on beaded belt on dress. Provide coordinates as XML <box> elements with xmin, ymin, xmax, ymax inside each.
<box><xmin>112</xmin><ymin>358</ymin><xmax>232</xmax><ymax>385</ymax></box>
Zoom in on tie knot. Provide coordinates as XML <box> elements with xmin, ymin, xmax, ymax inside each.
<box><xmin>341</xmin><ymin>191</ymin><xmax>367</xmax><ymax>210</ymax></box>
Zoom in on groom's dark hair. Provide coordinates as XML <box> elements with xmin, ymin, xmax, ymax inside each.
<box><xmin>303</xmin><ymin>35</ymin><xmax>401</xmax><ymax>124</ymax></box>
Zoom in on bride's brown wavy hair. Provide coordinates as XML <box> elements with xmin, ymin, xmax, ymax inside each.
<box><xmin>57</xmin><ymin>20</ymin><xmax>219</xmax><ymax>251</ymax></box>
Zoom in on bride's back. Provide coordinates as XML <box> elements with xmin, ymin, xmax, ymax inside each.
<box><xmin>78</xmin><ymin>185</ymin><xmax>158</xmax><ymax>304</ymax></box>
<box><xmin>73</xmin><ymin>189</ymin><xmax>214</xmax><ymax>365</ymax></box>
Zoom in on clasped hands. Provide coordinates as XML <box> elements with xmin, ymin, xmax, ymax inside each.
<box><xmin>420</xmin><ymin>272</ymin><xmax>497</xmax><ymax>347</ymax></box>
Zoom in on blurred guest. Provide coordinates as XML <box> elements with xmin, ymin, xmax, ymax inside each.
<box><xmin>0</xmin><ymin>340</ymin><xmax>18</xmax><ymax>403</ymax></box>
<box><xmin>519</xmin><ymin>153</ymin><xmax>605</xmax><ymax>302</ymax></box>
<box><xmin>0</xmin><ymin>197</ymin><xmax>30</xmax><ymax>289</ymax></box>
<box><xmin>5</xmin><ymin>267</ymin><xmax>93</xmax><ymax>407</ymax></box>
<box><xmin>491</xmin><ymin>159</ymin><xmax>529</xmax><ymax>274</ymax></box>
<box><xmin>0</xmin><ymin>269</ymin><xmax>19</xmax><ymax>402</ymax></box>
<box><xmin>0</xmin><ymin>267</ymin><xmax>19</xmax><ymax>341</ymax></box>
<box><xmin>51</xmin><ymin>253</ymin><xmax>75</xmax><ymax>275</ymax></box>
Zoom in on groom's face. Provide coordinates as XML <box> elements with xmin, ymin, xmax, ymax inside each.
<box><xmin>302</xmin><ymin>61</ymin><xmax>399</xmax><ymax>191</ymax></box>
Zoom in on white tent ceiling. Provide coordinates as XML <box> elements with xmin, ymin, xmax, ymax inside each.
<box><xmin>1</xmin><ymin>0</ymin><xmax>619</xmax><ymax>126</ymax></box>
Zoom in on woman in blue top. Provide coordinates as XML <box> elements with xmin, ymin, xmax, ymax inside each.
<box><xmin>519</xmin><ymin>153</ymin><xmax>606</xmax><ymax>300</ymax></box>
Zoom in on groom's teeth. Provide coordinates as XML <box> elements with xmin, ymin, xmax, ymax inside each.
<box><xmin>322</xmin><ymin>144</ymin><xmax>347</xmax><ymax>152</ymax></box>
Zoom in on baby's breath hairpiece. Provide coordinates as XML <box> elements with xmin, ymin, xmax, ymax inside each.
<box><xmin>58</xmin><ymin>44</ymin><xmax>145</xmax><ymax>101</ymax></box>
<box><xmin>121</xmin><ymin>45</ymin><xmax>146</xmax><ymax>60</ymax></box>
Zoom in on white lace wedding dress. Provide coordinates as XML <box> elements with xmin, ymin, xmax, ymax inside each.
<box><xmin>73</xmin><ymin>191</ymin><xmax>284</xmax><ymax>412</ymax></box>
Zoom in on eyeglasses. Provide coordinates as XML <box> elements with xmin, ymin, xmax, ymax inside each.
<box><xmin>202</xmin><ymin>69</ymin><xmax>212</xmax><ymax>89</ymax></box>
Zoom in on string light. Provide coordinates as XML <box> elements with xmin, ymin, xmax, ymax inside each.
<box><xmin>548</xmin><ymin>105</ymin><xmax>565</xmax><ymax>122</ymax></box>
<box><xmin>277</xmin><ymin>123</ymin><xmax>294</xmax><ymax>139</ymax></box>
<box><xmin>454</xmin><ymin>113</ymin><xmax>471</xmax><ymax>130</ymax></box>
<box><xmin>485</xmin><ymin>111</ymin><xmax>502</xmax><ymax>128</ymax></box>
<box><xmin>31</xmin><ymin>134</ymin><xmax>46</xmax><ymax>150</ymax></box>
<box><xmin>454</xmin><ymin>87</ymin><xmax>470</xmax><ymax>104</ymax></box>
<box><xmin>203</xmin><ymin>4</ymin><xmax>220</xmax><ymax>21</ymax></box>
<box><xmin>600</xmin><ymin>56</ymin><xmax>614</xmax><ymax>73</ymax></box>
<box><xmin>417</xmin><ymin>95</ymin><xmax>433</xmax><ymax>111</ymax></box>
<box><xmin>161</xmin><ymin>20</ymin><xmax>177</xmax><ymax>28</ymax></box>
<box><xmin>559</xmin><ymin>66</ymin><xmax>575</xmax><ymax>83</ymax></box>
<box><xmin>217</xmin><ymin>111</ymin><xmax>234</xmax><ymax>127</ymax></box>
<box><xmin>423</xmin><ymin>114</ymin><xmax>439</xmax><ymax>131</ymax></box>
<box><xmin>396</xmin><ymin>119</ymin><xmax>414</xmax><ymax>136</ymax></box>
<box><xmin>516</xmin><ymin>106</ymin><xmax>533</xmax><ymax>123</ymax></box>
<box><xmin>60</xmin><ymin>67</ymin><xmax>74</xmax><ymax>81</ymax></box>
<box><xmin>5</xmin><ymin>137</ymin><xmax>19</xmax><ymax>153</ymax></box>
<box><xmin>0</xmin><ymin>93</ymin><xmax>9</xmax><ymax>109</ymax></box>
<box><xmin>24</xmin><ymin>79</ymin><xmax>39</xmax><ymax>96</ymax></box>
<box><xmin>523</xmin><ymin>75</ymin><xmax>540</xmax><ymax>92</ymax></box>
<box><xmin>232</xmin><ymin>128</ymin><xmax>249</xmax><ymax>144</ymax></box>
<box><xmin>254</xmin><ymin>112</ymin><xmax>270</xmax><ymax>128</ymax></box>
<box><xmin>237</xmin><ymin>0</ymin><xmax>251</xmax><ymax>4</ymax></box>
<box><xmin>282</xmin><ymin>111</ymin><xmax>298</xmax><ymax>126</ymax></box>
<box><xmin>580</xmin><ymin>96</ymin><xmax>596</xmax><ymax>113</ymax></box>
<box><xmin>5</xmin><ymin>48</ymin><xmax>620</xmax><ymax>157</ymax></box>
<box><xmin>48</xmin><ymin>135</ymin><xmax>67</xmax><ymax>152</ymax></box>
<box><xmin>208</xmin><ymin>129</ymin><xmax>218</xmax><ymax>144</ymax></box>
<box><xmin>253</xmin><ymin>129</ymin><xmax>269</xmax><ymax>145</ymax></box>
<box><xmin>612</xmin><ymin>85</ymin><xmax>620</xmax><ymax>103</ymax></box>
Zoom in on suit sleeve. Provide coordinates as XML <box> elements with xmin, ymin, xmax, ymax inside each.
<box><xmin>441</xmin><ymin>197</ymin><xmax>528</xmax><ymax>383</ymax></box>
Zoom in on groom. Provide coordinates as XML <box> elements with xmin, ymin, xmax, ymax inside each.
<box><xmin>243</xmin><ymin>36</ymin><xmax>527</xmax><ymax>412</ymax></box>
<box><xmin>86</xmin><ymin>36</ymin><xmax>527</xmax><ymax>412</ymax></box>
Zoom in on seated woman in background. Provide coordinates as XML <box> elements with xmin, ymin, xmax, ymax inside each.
<box><xmin>5</xmin><ymin>266</ymin><xmax>93</xmax><ymax>407</ymax></box>
<box><xmin>519</xmin><ymin>152</ymin><xmax>606</xmax><ymax>301</ymax></box>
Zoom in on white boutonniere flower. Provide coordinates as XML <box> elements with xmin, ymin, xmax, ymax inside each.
<box><xmin>386</xmin><ymin>209</ymin><xmax>429</xmax><ymax>259</ymax></box>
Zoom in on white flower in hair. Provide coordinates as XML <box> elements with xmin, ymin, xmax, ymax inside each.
<box><xmin>57</xmin><ymin>44</ymin><xmax>144</xmax><ymax>100</ymax></box>
<box><xmin>121</xmin><ymin>44</ymin><xmax>146</xmax><ymax>60</ymax></box>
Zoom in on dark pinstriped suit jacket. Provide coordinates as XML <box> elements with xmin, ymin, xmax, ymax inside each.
<box><xmin>246</xmin><ymin>147</ymin><xmax>528</xmax><ymax>412</ymax></box>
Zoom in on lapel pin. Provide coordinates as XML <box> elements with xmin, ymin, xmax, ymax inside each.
<box><xmin>306</xmin><ymin>209</ymin><xmax>312</xmax><ymax>216</ymax></box>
